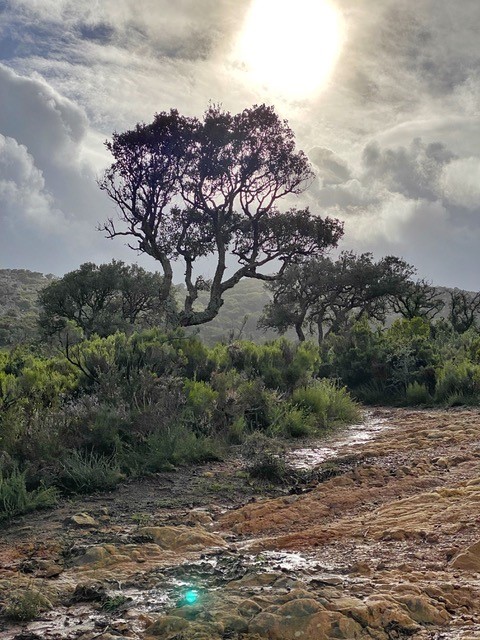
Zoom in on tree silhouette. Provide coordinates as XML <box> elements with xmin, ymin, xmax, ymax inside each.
<box><xmin>99</xmin><ymin>104</ymin><xmax>343</xmax><ymax>327</ymax></box>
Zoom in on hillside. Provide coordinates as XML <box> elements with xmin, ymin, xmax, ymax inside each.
<box><xmin>0</xmin><ymin>269</ymin><xmax>55</xmax><ymax>347</ymax></box>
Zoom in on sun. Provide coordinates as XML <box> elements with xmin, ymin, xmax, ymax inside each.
<box><xmin>233</xmin><ymin>0</ymin><xmax>344</xmax><ymax>100</ymax></box>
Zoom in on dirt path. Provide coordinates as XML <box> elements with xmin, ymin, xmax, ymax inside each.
<box><xmin>1</xmin><ymin>408</ymin><xmax>480</xmax><ymax>639</ymax></box>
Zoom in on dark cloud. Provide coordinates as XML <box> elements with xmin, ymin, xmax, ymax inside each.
<box><xmin>308</xmin><ymin>147</ymin><xmax>352</xmax><ymax>185</ymax></box>
<box><xmin>362</xmin><ymin>138</ymin><xmax>456</xmax><ymax>201</ymax></box>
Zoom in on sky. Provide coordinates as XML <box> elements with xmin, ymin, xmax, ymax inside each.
<box><xmin>0</xmin><ymin>0</ymin><xmax>480</xmax><ymax>288</ymax></box>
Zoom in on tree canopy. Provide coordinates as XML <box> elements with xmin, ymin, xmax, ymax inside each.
<box><xmin>99</xmin><ymin>104</ymin><xmax>343</xmax><ymax>327</ymax></box>
<box><xmin>260</xmin><ymin>252</ymin><xmax>414</xmax><ymax>343</ymax></box>
<box><xmin>39</xmin><ymin>261</ymin><xmax>173</xmax><ymax>338</ymax></box>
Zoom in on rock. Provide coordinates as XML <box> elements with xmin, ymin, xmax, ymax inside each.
<box><xmin>249</xmin><ymin>604</ymin><xmax>362</xmax><ymax>640</ymax></box>
<box><xmin>394</xmin><ymin>594</ymin><xmax>450</xmax><ymax>625</ymax></box>
<box><xmin>64</xmin><ymin>513</ymin><xmax>98</xmax><ymax>528</ymax></box>
<box><xmin>145</xmin><ymin>616</ymin><xmax>188</xmax><ymax>640</ymax></box>
<box><xmin>219</xmin><ymin>614</ymin><xmax>249</xmax><ymax>633</ymax></box>
<box><xmin>40</xmin><ymin>562</ymin><xmax>63</xmax><ymax>578</ymax></box>
<box><xmin>71</xmin><ymin>581</ymin><xmax>107</xmax><ymax>603</ymax></box>
<box><xmin>451</xmin><ymin>540</ymin><xmax>480</xmax><ymax>572</ymax></box>
<box><xmin>145</xmin><ymin>615</ymin><xmax>223</xmax><ymax>639</ymax></box>
<box><xmin>184</xmin><ymin>509</ymin><xmax>214</xmax><ymax>527</ymax></box>
<box><xmin>348</xmin><ymin>561</ymin><xmax>372</xmax><ymax>576</ymax></box>
<box><xmin>238</xmin><ymin>599</ymin><xmax>263</xmax><ymax>617</ymax></box>
<box><xmin>138</xmin><ymin>525</ymin><xmax>227</xmax><ymax>551</ymax></box>
<box><xmin>73</xmin><ymin>544</ymin><xmax>131</xmax><ymax>567</ymax></box>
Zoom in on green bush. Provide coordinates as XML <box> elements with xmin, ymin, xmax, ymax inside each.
<box><xmin>183</xmin><ymin>380</ymin><xmax>218</xmax><ymax>434</ymax></box>
<box><xmin>242</xmin><ymin>432</ymin><xmax>290</xmax><ymax>484</ymax></box>
<box><xmin>59</xmin><ymin>450</ymin><xmax>123</xmax><ymax>494</ymax></box>
<box><xmin>405</xmin><ymin>381</ymin><xmax>431</xmax><ymax>406</ymax></box>
<box><xmin>0</xmin><ymin>467</ymin><xmax>58</xmax><ymax>520</ymax></box>
<box><xmin>268</xmin><ymin>404</ymin><xmax>315</xmax><ymax>438</ymax></box>
<box><xmin>435</xmin><ymin>359</ymin><xmax>480</xmax><ymax>403</ymax></box>
<box><xmin>292</xmin><ymin>380</ymin><xmax>361</xmax><ymax>429</ymax></box>
<box><xmin>121</xmin><ymin>423</ymin><xmax>224</xmax><ymax>475</ymax></box>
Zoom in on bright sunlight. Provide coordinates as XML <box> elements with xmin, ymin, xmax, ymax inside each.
<box><xmin>234</xmin><ymin>0</ymin><xmax>344</xmax><ymax>100</ymax></box>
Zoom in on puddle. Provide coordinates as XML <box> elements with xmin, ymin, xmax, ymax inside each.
<box><xmin>288</xmin><ymin>413</ymin><xmax>390</xmax><ymax>470</ymax></box>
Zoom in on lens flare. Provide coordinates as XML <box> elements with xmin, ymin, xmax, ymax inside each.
<box><xmin>184</xmin><ymin>589</ymin><xmax>199</xmax><ymax>605</ymax></box>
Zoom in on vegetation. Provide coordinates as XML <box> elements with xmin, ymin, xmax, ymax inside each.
<box><xmin>39</xmin><ymin>261</ymin><xmax>174</xmax><ymax>338</ymax></box>
<box><xmin>2</xmin><ymin>588</ymin><xmax>52</xmax><ymax>621</ymax></box>
<box><xmin>0</xmin><ymin>468</ymin><xmax>58</xmax><ymax>520</ymax></box>
<box><xmin>0</xmin><ymin>329</ymin><xmax>359</xmax><ymax>520</ymax></box>
<box><xmin>3</xmin><ymin>103</ymin><xmax>480</xmax><ymax>523</ymax></box>
<box><xmin>260</xmin><ymin>252</ymin><xmax>414</xmax><ymax>343</ymax></box>
<box><xmin>0</xmin><ymin>269</ymin><xmax>54</xmax><ymax>347</ymax></box>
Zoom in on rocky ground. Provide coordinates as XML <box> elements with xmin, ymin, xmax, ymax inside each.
<box><xmin>1</xmin><ymin>408</ymin><xmax>480</xmax><ymax>639</ymax></box>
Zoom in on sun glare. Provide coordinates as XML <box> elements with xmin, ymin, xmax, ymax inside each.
<box><xmin>234</xmin><ymin>0</ymin><xmax>344</xmax><ymax>100</ymax></box>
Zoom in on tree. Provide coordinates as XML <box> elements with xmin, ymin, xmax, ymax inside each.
<box><xmin>99</xmin><ymin>104</ymin><xmax>343</xmax><ymax>327</ymax></box>
<box><xmin>260</xmin><ymin>252</ymin><xmax>414</xmax><ymax>343</ymax></box>
<box><xmin>448</xmin><ymin>288</ymin><xmax>480</xmax><ymax>333</ymax></box>
<box><xmin>390</xmin><ymin>279</ymin><xmax>444</xmax><ymax>320</ymax></box>
<box><xmin>39</xmin><ymin>261</ymin><xmax>172</xmax><ymax>338</ymax></box>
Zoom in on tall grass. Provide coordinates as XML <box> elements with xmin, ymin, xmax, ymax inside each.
<box><xmin>0</xmin><ymin>467</ymin><xmax>58</xmax><ymax>520</ymax></box>
<box><xmin>59</xmin><ymin>450</ymin><xmax>123</xmax><ymax>494</ymax></box>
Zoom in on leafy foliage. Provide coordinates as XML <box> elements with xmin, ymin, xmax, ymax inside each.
<box><xmin>261</xmin><ymin>252</ymin><xmax>414</xmax><ymax>343</ymax></box>
<box><xmin>0</xmin><ymin>467</ymin><xmax>58</xmax><ymax>520</ymax></box>
<box><xmin>0</xmin><ymin>269</ymin><xmax>55</xmax><ymax>347</ymax></box>
<box><xmin>39</xmin><ymin>261</ymin><xmax>173</xmax><ymax>338</ymax></box>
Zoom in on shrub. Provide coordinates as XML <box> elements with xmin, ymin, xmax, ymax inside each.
<box><xmin>405</xmin><ymin>381</ymin><xmax>431</xmax><ymax>406</ymax></box>
<box><xmin>226</xmin><ymin>417</ymin><xmax>246</xmax><ymax>444</ymax></box>
<box><xmin>121</xmin><ymin>423</ymin><xmax>224</xmax><ymax>475</ymax></box>
<box><xmin>242</xmin><ymin>432</ymin><xmax>290</xmax><ymax>484</ymax></box>
<box><xmin>0</xmin><ymin>467</ymin><xmax>58</xmax><ymax>520</ymax></box>
<box><xmin>435</xmin><ymin>359</ymin><xmax>480</xmax><ymax>403</ymax></box>
<box><xmin>269</xmin><ymin>405</ymin><xmax>315</xmax><ymax>438</ymax></box>
<box><xmin>292</xmin><ymin>380</ymin><xmax>361</xmax><ymax>429</ymax></box>
<box><xmin>183</xmin><ymin>380</ymin><xmax>218</xmax><ymax>434</ymax></box>
<box><xmin>59</xmin><ymin>450</ymin><xmax>123</xmax><ymax>494</ymax></box>
<box><xmin>353</xmin><ymin>380</ymin><xmax>390</xmax><ymax>405</ymax></box>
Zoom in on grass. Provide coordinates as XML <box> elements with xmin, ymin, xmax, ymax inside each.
<box><xmin>59</xmin><ymin>450</ymin><xmax>123</xmax><ymax>494</ymax></box>
<box><xmin>0</xmin><ymin>467</ymin><xmax>58</xmax><ymax>521</ymax></box>
<box><xmin>405</xmin><ymin>381</ymin><xmax>431</xmax><ymax>406</ymax></box>
<box><xmin>242</xmin><ymin>432</ymin><xmax>291</xmax><ymax>484</ymax></box>
<box><xmin>3</xmin><ymin>588</ymin><xmax>52</xmax><ymax>621</ymax></box>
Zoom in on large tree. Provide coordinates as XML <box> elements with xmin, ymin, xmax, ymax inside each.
<box><xmin>99</xmin><ymin>104</ymin><xmax>343</xmax><ymax>327</ymax></box>
<box><xmin>260</xmin><ymin>252</ymin><xmax>414</xmax><ymax>343</ymax></box>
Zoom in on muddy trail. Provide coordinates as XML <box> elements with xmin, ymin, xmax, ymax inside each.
<box><xmin>1</xmin><ymin>408</ymin><xmax>480</xmax><ymax>640</ymax></box>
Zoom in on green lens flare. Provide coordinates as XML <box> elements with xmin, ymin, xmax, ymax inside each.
<box><xmin>185</xmin><ymin>589</ymin><xmax>199</xmax><ymax>604</ymax></box>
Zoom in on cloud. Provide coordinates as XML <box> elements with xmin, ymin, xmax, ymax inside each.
<box><xmin>0</xmin><ymin>134</ymin><xmax>64</xmax><ymax>230</ymax></box>
<box><xmin>362</xmin><ymin>138</ymin><xmax>456</xmax><ymax>201</ymax></box>
<box><xmin>308</xmin><ymin>147</ymin><xmax>352</xmax><ymax>185</ymax></box>
<box><xmin>1</xmin><ymin>0</ymin><xmax>480</xmax><ymax>289</ymax></box>
<box><xmin>441</xmin><ymin>158</ymin><xmax>480</xmax><ymax>210</ymax></box>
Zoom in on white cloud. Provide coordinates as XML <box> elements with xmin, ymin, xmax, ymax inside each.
<box><xmin>0</xmin><ymin>134</ymin><xmax>65</xmax><ymax>230</ymax></box>
<box><xmin>441</xmin><ymin>158</ymin><xmax>480</xmax><ymax>210</ymax></box>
